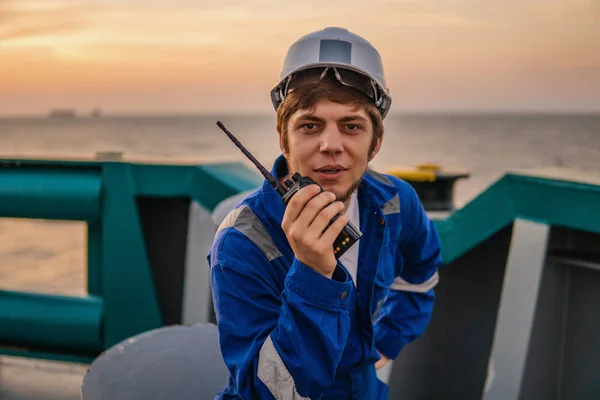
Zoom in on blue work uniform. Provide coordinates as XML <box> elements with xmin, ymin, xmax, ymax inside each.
<box><xmin>208</xmin><ymin>155</ymin><xmax>442</xmax><ymax>399</ymax></box>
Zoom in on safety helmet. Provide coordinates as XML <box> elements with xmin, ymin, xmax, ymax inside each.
<box><xmin>270</xmin><ymin>27</ymin><xmax>392</xmax><ymax>119</ymax></box>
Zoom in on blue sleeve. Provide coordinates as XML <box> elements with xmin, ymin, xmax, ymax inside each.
<box><xmin>373</xmin><ymin>183</ymin><xmax>442</xmax><ymax>360</ymax></box>
<box><xmin>209</xmin><ymin>229</ymin><xmax>354</xmax><ymax>399</ymax></box>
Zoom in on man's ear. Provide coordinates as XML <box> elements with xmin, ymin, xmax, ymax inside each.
<box><xmin>368</xmin><ymin>135</ymin><xmax>383</xmax><ymax>162</ymax></box>
<box><xmin>279</xmin><ymin>132</ymin><xmax>289</xmax><ymax>158</ymax></box>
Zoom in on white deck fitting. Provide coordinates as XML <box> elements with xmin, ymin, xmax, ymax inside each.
<box><xmin>483</xmin><ymin>219</ymin><xmax>550</xmax><ymax>400</ymax></box>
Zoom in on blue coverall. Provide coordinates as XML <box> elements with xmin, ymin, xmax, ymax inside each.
<box><xmin>209</xmin><ymin>155</ymin><xmax>442</xmax><ymax>399</ymax></box>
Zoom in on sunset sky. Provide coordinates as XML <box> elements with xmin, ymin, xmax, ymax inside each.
<box><xmin>1</xmin><ymin>0</ymin><xmax>598</xmax><ymax>115</ymax></box>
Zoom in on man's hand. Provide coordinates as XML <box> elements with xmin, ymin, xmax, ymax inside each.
<box><xmin>375</xmin><ymin>353</ymin><xmax>390</xmax><ymax>370</ymax></box>
<box><xmin>281</xmin><ymin>184</ymin><xmax>348</xmax><ymax>278</ymax></box>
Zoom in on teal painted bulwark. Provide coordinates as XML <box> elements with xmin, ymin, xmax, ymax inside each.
<box><xmin>98</xmin><ymin>162</ymin><xmax>261</xmax><ymax>347</ymax></box>
<box><xmin>0</xmin><ymin>157</ymin><xmax>262</xmax><ymax>360</ymax></box>
<box><xmin>0</xmin><ymin>290</ymin><xmax>102</xmax><ymax>353</ymax></box>
<box><xmin>1</xmin><ymin>156</ymin><xmax>599</xmax><ymax>365</ymax></box>
<box><xmin>434</xmin><ymin>172</ymin><xmax>600</xmax><ymax>263</ymax></box>
<box><xmin>0</xmin><ymin>167</ymin><xmax>101</xmax><ymax>221</ymax></box>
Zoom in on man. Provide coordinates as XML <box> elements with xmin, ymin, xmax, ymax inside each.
<box><xmin>209</xmin><ymin>27</ymin><xmax>442</xmax><ymax>399</ymax></box>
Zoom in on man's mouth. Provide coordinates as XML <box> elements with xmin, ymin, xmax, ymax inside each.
<box><xmin>316</xmin><ymin>165</ymin><xmax>346</xmax><ymax>173</ymax></box>
<box><xmin>314</xmin><ymin>165</ymin><xmax>347</xmax><ymax>178</ymax></box>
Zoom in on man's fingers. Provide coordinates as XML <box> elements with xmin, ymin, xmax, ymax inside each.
<box><xmin>300</xmin><ymin>191</ymin><xmax>337</xmax><ymax>227</ymax></box>
<box><xmin>375</xmin><ymin>355</ymin><xmax>390</xmax><ymax>370</ymax></box>
<box><xmin>308</xmin><ymin>201</ymin><xmax>345</xmax><ymax>237</ymax></box>
<box><xmin>281</xmin><ymin>184</ymin><xmax>320</xmax><ymax>229</ymax></box>
<box><xmin>320</xmin><ymin>212</ymin><xmax>349</xmax><ymax>246</ymax></box>
<box><xmin>290</xmin><ymin>193</ymin><xmax>339</xmax><ymax>246</ymax></box>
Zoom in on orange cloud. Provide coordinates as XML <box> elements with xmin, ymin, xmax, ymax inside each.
<box><xmin>0</xmin><ymin>1</ymin><xmax>89</xmax><ymax>41</ymax></box>
<box><xmin>0</xmin><ymin>0</ymin><xmax>598</xmax><ymax>114</ymax></box>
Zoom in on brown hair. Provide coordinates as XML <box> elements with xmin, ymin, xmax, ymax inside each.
<box><xmin>276</xmin><ymin>74</ymin><xmax>384</xmax><ymax>157</ymax></box>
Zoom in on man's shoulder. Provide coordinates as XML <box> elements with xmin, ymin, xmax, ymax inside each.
<box><xmin>364</xmin><ymin>169</ymin><xmax>420</xmax><ymax>204</ymax></box>
<box><xmin>211</xmin><ymin>187</ymin><xmax>282</xmax><ymax>267</ymax></box>
<box><xmin>213</xmin><ymin>187</ymin><xmax>267</xmax><ymax>240</ymax></box>
<box><xmin>215</xmin><ymin>187</ymin><xmax>264</xmax><ymax>232</ymax></box>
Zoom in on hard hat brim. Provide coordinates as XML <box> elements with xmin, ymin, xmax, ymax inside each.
<box><xmin>270</xmin><ymin>63</ymin><xmax>392</xmax><ymax>119</ymax></box>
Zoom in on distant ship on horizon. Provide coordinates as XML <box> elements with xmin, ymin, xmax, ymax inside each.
<box><xmin>48</xmin><ymin>107</ymin><xmax>103</xmax><ymax>118</ymax></box>
<box><xmin>48</xmin><ymin>108</ymin><xmax>76</xmax><ymax>118</ymax></box>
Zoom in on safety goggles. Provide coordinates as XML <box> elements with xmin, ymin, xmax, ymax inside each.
<box><xmin>280</xmin><ymin>66</ymin><xmax>385</xmax><ymax>108</ymax></box>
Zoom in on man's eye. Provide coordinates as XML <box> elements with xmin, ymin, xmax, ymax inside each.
<box><xmin>346</xmin><ymin>124</ymin><xmax>361</xmax><ymax>132</ymax></box>
<box><xmin>301</xmin><ymin>123</ymin><xmax>317</xmax><ymax>130</ymax></box>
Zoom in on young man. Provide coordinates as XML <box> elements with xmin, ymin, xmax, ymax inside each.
<box><xmin>209</xmin><ymin>27</ymin><xmax>442</xmax><ymax>399</ymax></box>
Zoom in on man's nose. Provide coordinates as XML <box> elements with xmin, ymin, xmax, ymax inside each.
<box><xmin>320</xmin><ymin>125</ymin><xmax>343</xmax><ymax>154</ymax></box>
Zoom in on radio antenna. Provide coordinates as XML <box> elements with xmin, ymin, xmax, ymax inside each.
<box><xmin>216</xmin><ymin>121</ymin><xmax>285</xmax><ymax>195</ymax></box>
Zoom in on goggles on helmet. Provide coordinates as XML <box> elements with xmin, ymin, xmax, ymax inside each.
<box><xmin>277</xmin><ymin>66</ymin><xmax>385</xmax><ymax>109</ymax></box>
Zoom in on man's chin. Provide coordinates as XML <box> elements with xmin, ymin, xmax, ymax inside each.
<box><xmin>303</xmin><ymin>169</ymin><xmax>365</xmax><ymax>204</ymax></box>
<box><xmin>321</xmin><ymin>183</ymin><xmax>356</xmax><ymax>204</ymax></box>
<box><xmin>306</xmin><ymin>173</ymin><xmax>362</xmax><ymax>203</ymax></box>
<box><xmin>314</xmin><ymin>181</ymin><xmax>344</xmax><ymax>197</ymax></box>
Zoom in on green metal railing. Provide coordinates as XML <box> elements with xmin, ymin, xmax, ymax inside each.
<box><xmin>2</xmin><ymin>156</ymin><xmax>600</xmax><ymax>399</ymax></box>
<box><xmin>0</xmin><ymin>158</ymin><xmax>261</xmax><ymax>362</ymax></box>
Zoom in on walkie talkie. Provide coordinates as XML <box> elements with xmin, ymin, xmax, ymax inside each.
<box><xmin>216</xmin><ymin>121</ymin><xmax>362</xmax><ymax>259</ymax></box>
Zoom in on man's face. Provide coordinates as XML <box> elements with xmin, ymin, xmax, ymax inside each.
<box><xmin>281</xmin><ymin>99</ymin><xmax>382</xmax><ymax>205</ymax></box>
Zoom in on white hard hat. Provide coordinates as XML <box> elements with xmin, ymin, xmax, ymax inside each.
<box><xmin>271</xmin><ymin>27</ymin><xmax>392</xmax><ymax>119</ymax></box>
